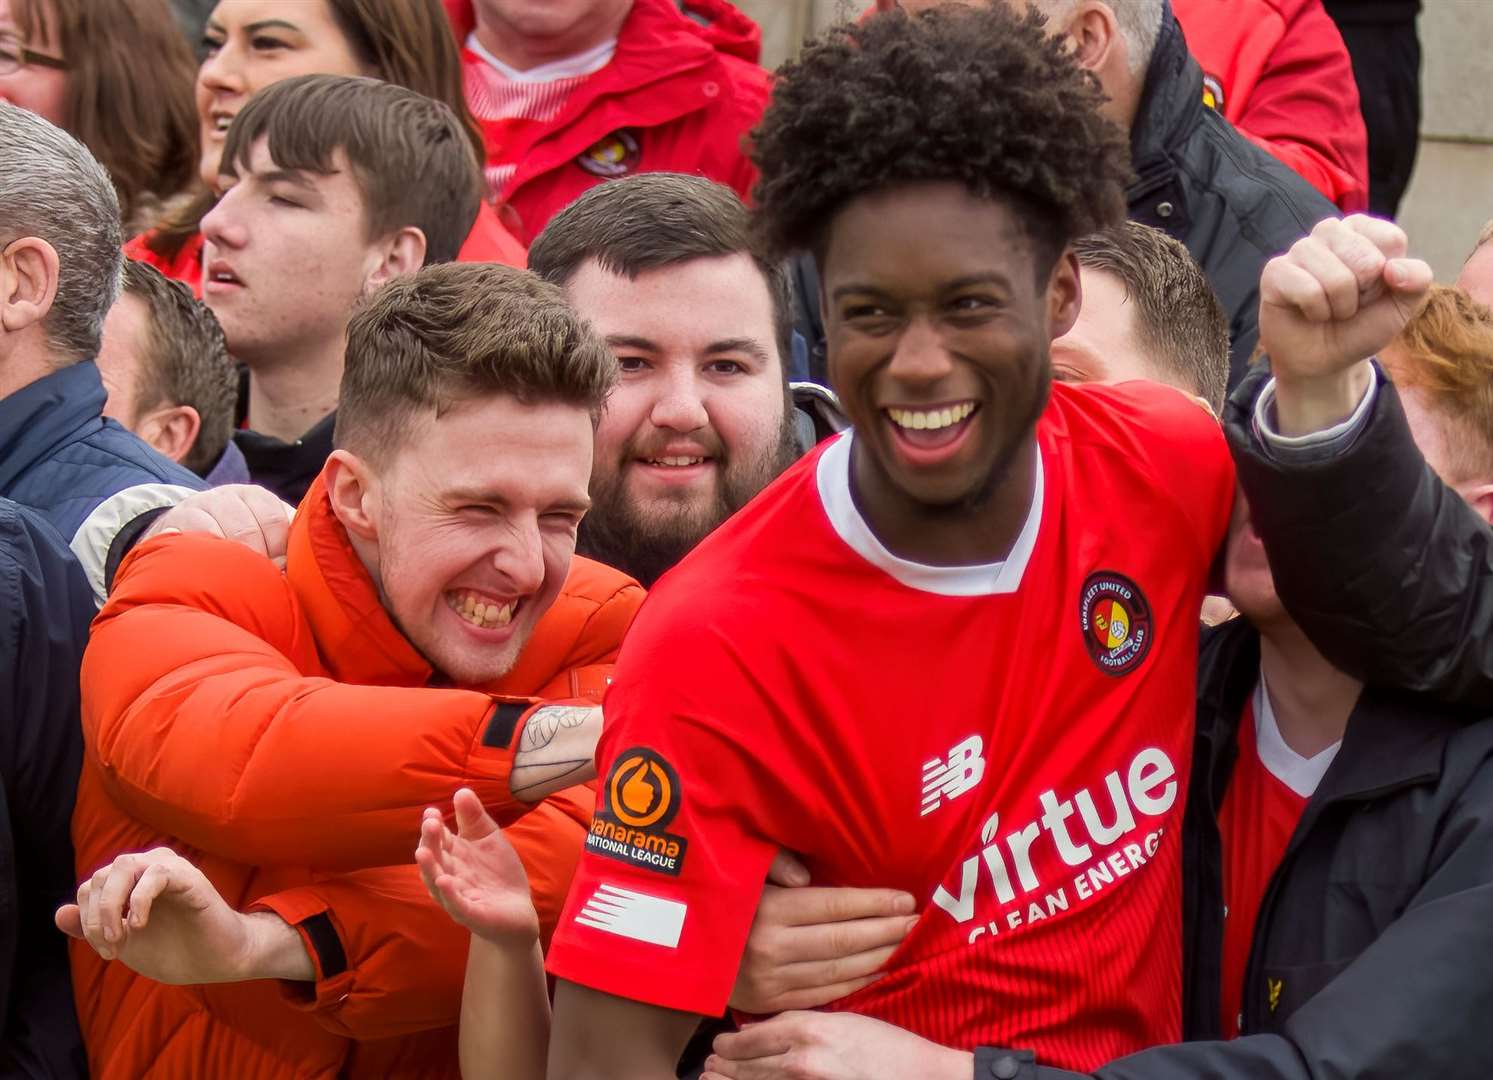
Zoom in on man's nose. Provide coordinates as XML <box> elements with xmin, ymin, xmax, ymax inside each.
<box><xmin>648</xmin><ymin>370</ymin><xmax>709</xmax><ymax>432</ymax></box>
<box><xmin>493</xmin><ymin>517</ymin><xmax>546</xmax><ymax>597</ymax></box>
<box><xmin>887</xmin><ymin>318</ymin><xmax>955</xmax><ymax>386</ymax></box>
<box><xmin>200</xmin><ymin>192</ymin><xmax>247</xmax><ymax>250</ymax></box>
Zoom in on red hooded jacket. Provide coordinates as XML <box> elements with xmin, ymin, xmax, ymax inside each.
<box><xmin>445</xmin><ymin>0</ymin><xmax>772</xmax><ymax>244</ymax></box>
<box><xmin>72</xmin><ymin>471</ymin><xmax>643</xmax><ymax>1078</ymax></box>
<box><xmin>1174</xmin><ymin>0</ymin><xmax>1368</xmax><ymax>210</ymax></box>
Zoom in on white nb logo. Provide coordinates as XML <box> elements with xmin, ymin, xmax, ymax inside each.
<box><xmin>921</xmin><ymin>735</ymin><xmax>986</xmax><ymax>816</ymax></box>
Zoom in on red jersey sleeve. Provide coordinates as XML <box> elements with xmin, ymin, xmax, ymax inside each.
<box><xmin>544</xmin><ymin>606</ymin><xmax>786</xmax><ymax>1016</ymax></box>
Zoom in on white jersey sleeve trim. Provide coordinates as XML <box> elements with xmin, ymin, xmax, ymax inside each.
<box><xmin>69</xmin><ymin>483</ymin><xmax>197</xmax><ymax>608</ymax></box>
<box><xmin>814</xmin><ymin>430</ymin><xmax>1044</xmax><ymax>597</ymax></box>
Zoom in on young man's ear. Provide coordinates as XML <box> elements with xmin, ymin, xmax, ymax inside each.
<box><xmin>366</xmin><ymin>227</ymin><xmax>428</xmax><ymax>292</ymax></box>
<box><xmin>1046</xmin><ymin>249</ymin><xmax>1083</xmax><ymax>342</ymax></box>
<box><xmin>135</xmin><ymin>404</ymin><xmax>202</xmax><ymax>465</ymax></box>
<box><xmin>0</xmin><ymin>237</ymin><xmax>61</xmax><ymax>334</ymax></box>
<box><xmin>324</xmin><ymin>448</ymin><xmax>382</xmax><ymax>542</ymax></box>
<box><xmin>1460</xmin><ymin>482</ymin><xmax>1493</xmax><ymax>527</ymax></box>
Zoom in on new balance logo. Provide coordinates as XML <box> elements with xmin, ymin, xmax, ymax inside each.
<box><xmin>574</xmin><ymin>883</ymin><xmax>687</xmax><ymax>948</ymax></box>
<box><xmin>921</xmin><ymin>735</ymin><xmax>986</xmax><ymax>816</ymax></box>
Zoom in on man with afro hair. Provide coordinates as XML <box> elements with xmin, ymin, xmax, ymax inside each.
<box><xmin>520</xmin><ymin>4</ymin><xmax>1428</xmax><ymax>1078</ymax></box>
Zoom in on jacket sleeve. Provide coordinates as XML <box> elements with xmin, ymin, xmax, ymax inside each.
<box><xmin>999</xmin><ymin>741</ymin><xmax>1493</xmax><ymax>1080</ymax></box>
<box><xmin>1227</xmin><ymin>365</ymin><xmax>1493</xmax><ymax>708</ymax></box>
<box><xmin>81</xmin><ymin>535</ymin><xmax>553</xmax><ymax>872</ymax></box>
<box><xmin>248</xmin><ymin>791</ymin><xmax>589</xmax><ymax>1040</ymax></box>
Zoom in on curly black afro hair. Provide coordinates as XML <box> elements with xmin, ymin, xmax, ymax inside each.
<box><xmin>750</xmin><ymin>3</ymin><xmax>1131</xmax><ymax>263</ymax></box>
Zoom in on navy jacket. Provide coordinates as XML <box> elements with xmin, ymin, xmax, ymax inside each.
<box><xmin>0</xmin><ymin>362</ymin><xmax>202</xmax><ymax>544</ymax></box>
<box><xmin>0</xmin><ymin>499</ymin><xmax>94</xmax><ymax>1078</ymax></box>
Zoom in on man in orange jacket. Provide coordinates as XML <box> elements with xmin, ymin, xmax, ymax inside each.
<box><xmin>444</xmin><ymin>0</ymin><xmax>772</xmax><ymax>244</ymax></box>
<box><xmin>57</xmin><ymin>263</ymin><xmax>642</xmax><ymax>1079</ymax></box>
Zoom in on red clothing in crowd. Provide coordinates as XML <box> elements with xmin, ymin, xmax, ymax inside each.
<box><xmin>71</xmin><ymin>471</ymin><xmax>643</xmax><ymax>1078</ymax></box>
<box><xmin>547</xmin><ymin>382</ymin><xmax>1235</xmax><ymax>1069</ymax></box>
<box><xmin>1174</xmin><ymin>0</ymin><xmax>1369</xmax><ymax>210</ymax></box>
<box><xmin>444</xmin><ymin>0</ymin><xmax>771</xmax><ymax>245</ymax></box>
<box><xmin>123</xmin><ymin>199</ymin><xmax>527</xmax><ymax>296</ymax></box>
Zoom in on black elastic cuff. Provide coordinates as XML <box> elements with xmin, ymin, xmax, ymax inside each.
<box><xmin>300</xmin><ymin>912</ymin><xmax>347</xmax><ymax>979</ymax></box>
<box><xmin>482</xmin><ymin>701</ymin><xmax>528</xmax><ymax>749</ymax></box>
<box><xmin>104</xmin><ymin>507</ymin><xmax>170</xmax><ymax>595</ymax></box>
<box><xmin>972</xmin><ymin>1048</ymin><xmax>1036</xmax><ymax>1080</ymax></box>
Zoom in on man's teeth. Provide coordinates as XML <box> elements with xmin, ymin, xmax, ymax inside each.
<box><xmin>646</xmin><ymin>456</ymin><xmax>705</xmax><ymax>467</ymax></box>
<box><xmin>446</xmin><ymin>590</ymin><xmax>517</xmax><ymax>629</ymax></box>
<box><xmin>887</xmin><ymin>402</ymin><xmax>977</xmax><ymax>431</ymax></box>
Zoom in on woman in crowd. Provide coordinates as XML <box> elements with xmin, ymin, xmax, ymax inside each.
<box><xmin>0</xmin><ymin>0</ymin><xmax>199</xmax><ymax>236</ymax></box>
<box><xmin>132</xmin><ymin>0</ymin><xmax>525</xmax><ymax>288</ymax></box>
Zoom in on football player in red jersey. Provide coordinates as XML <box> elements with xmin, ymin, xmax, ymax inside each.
<box><xmin>418</xmin><ymin>7</ymin><xmax>1430</xmax><ymax>1080</ymax></box>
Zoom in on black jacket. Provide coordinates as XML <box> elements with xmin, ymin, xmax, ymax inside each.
<box><xmin>976</xmin><ymin>619</ymin><xmax>1493</xmax><ymax>1080</ymax></box>
<box><xmin>1229</xmin><ymin>365</ymin><xmax>1493</xmax><ymax>708</ymax></box>
<box><xmin>0</xmin><ymin>499</ymin><xmax>93</xmax><ymax>1078</ymax></box>
<box><xmin>1130</xmin><ymin>5</ymin><xmax>1337</xmax><ymax>384</ymax></box>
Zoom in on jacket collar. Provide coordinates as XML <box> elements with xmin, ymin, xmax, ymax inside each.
<box><xmin>0</xmin><ymin>361</ymin><xmax>107</xmax><ymax>492</ymax></box>
<box><xmin>286</xmin><ymin>473</ymin><xmax>440</xmax><ymax>688</ymax></box>
<box><xmin>1127</xmin><ymin>1</ymin><xmax>1204</xmax><ymax>182</ymax></box>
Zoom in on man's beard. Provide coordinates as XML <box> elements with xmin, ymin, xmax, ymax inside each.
<box><xmin>578</xmin><ymin>412</ymin><xmax>799</xmax><ymax>587</ymax></box>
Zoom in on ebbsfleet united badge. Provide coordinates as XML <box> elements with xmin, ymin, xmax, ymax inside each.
<box><xmin>1079</xmin><ymin>571</ymin><xmax>1153</xmax><ymax>676</ymax></box>
<box><xmin>587</xmin><ymin>746</ymin><xmax>689</xmax><ymax>875</ymax></box>
<box><xmin>576</xmin><ymin>129</ymin><xmax>641</xmax><ymax>178</ymax></box>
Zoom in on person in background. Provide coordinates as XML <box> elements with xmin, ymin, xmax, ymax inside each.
<box><xmin>200</xmin><ymin>73</ymin><xmax>484</xmax><ymax>505</ymax></box>
<box><xmin>0</xmin><ymin>103</ymin><xmax>203</xmax><ymax>603</ymax></box>
<box><xmin>130</xmin><ymin>0</ymin><xmax>525</xmax><ymax>291</ymax></box>
<box><xmin>0</xmin><ymin>0</ymin><xmax>199</xmax><ymax>236</ymax></box>
<box><xmin>1172</xmin><ymin>0</ymin><xmax>1367</xmax><ymax>211</ymax></box>
<box><xmin>1457</xmin><ymin>219</ymin><xmax>1493</xmax><ymax>307</ymax></box>
<box><xmin>97</xmin><ymin>260</ymin><xmax>246</xmax><ymax>485</ymax></box>
<box><xmin>1055</xmin><ymin>222</ymin><xmax>1230</xmax><ymax>413</ymax></box>
<box><xmin>0</xmin><ymin>498</ymin><xmax>96</xmax><ymax>1078</ymax></box>
<box><xmin>1323</xmin><ymin>0</ymin><xmax>1421</xmax><ymax>218</ymax></box>
<box><xmin>441</xmin><ymin>0</ymin><xmax>771</xmax><ymax>245</ymax></box>
<box><xmin>528</xmin><ymin>173</ymin><xmax>807</xmax><ymax>588</ymax></box>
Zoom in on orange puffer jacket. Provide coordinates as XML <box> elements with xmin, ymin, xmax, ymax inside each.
<box><xmin>71</xmin><ymin>474</ymin><xmax>643</xmax><ymax>1079</ymax></box>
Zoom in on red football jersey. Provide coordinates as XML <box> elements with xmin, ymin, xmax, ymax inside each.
<box><xmin>546</xmin><ymin>382</ymin><xmax>1235</xmax><ymax>1069</ymax></box>
<box><xmin>1217</xmin><ymin>678</ymin><xmax>1339</xmax><ymax>1037</ymax></box>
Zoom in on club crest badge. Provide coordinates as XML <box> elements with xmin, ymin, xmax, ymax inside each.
<box><xmin>576</xmin><ymin>129</ymin><xmax>641</xmax><ymax>178</ymax></box>
<box><xmin>1080</xmin><ymin>571</ymin><xmax>1153</xmax><ymax>676</ymax></box>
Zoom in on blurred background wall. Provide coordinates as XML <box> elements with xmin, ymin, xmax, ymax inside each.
<box><xmin>733</xmin><ymin>0</ymin><xmax>1491</xmax><ymax>283</ymax></box>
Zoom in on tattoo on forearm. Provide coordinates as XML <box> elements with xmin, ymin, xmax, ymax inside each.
<box><xmin>510</xmin><ymin>706</ymin><xmax>601</xmax><ymax>803</ymax></box>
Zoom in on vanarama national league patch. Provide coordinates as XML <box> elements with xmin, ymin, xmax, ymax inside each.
<box><xmin>1079</xmin><ymin>571</ymin><xmax>1153</xmax><ymax>676</ymax></box>
<box><xmin>587</xmin><ymin>747</ymin><xmax>689</xmax><ymax>875</ymax></box>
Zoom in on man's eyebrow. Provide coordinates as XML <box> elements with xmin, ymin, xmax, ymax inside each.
<box><xmin>830</xmin><ymin>273</ymin><xmax>1013</xmax><ymax>301</ymax></box>
<box><xmin>256</xmin><ymin>168</ymin><xmax>322</xmax><ymax>189</ymax></box>
<box><xmin>604</xmin><ymin>334</ymin><xmax>660</xmax><ymax>353</ymax></box>
<box><xmin>705</xmin><ymin>338</ymin><xmax>772</xmax><ymax>365</ymax></box>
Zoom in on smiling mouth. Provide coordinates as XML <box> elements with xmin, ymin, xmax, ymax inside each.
<box><xmin>446</xmin><ymin>589</ymin><xmax>520</xmax><ymax>630</ymax></box>
<box><xmin>640</xmin><ymin>456</ymin><xmax>710</xmax><ymax>467</ymax></box>
<box><xmin>885</xmin><ymin>401</ymin><xmax>979</xmax><ymax>448</ymax></box>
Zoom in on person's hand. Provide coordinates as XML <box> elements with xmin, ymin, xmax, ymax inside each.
<box><xmin>730</xmin><ymin>851</ymin><xmax>917</xmax><ymax>1014</ymax></box>
<box><xmin>1259</xmin><ymin>215</ymin><xmax>1432</xmax><ymax>435</ymax></box>
<box><xmin>55</xmin><ymin>848</ymin><xmax>309</xmax><ymax>984</ymax></box>
<box><xmin>416</xmin><ymin>787</ymin><xmax>539</xmax><ymax>946</ymax></box>
<box><xmin>702</xmin><ymin>1012</ymin><xmax>971</xmax><ymax>1080</ymax></box>
<box><xmin>143</xmin><ymin>484</ymin><xmax>292</xmax><ymax>566</ymax></box>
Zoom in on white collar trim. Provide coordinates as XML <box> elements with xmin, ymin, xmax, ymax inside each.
<box><xmin>814</xmin><ymin>430</ymin><xmax>1044</xmax><ymax>597</ymax></box>
<box><xmin>1253</xmin><ymin>673</ymin><xmax>1342</xmax><ymax>799</ymax></box>
<box><xmin>465</xmin><ymin>33</ymin><xmax>617</xmax><ymax>83</ymax></box>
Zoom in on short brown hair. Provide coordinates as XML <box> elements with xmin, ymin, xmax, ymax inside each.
<box><xmin>120</xmin><ymin>260</ymin><xmax>237</xmax><ymax>476</ymax></box>
<box><xmin>219</xmin><ymin>75</ymin><xmax>482</xmax><ymax>265</ymax></box>
<box><xmin>529</xmin><ymin>173</ymin><xmax>795</xmax><ymax>374</ymax></box>
<box><xmin>1381</xmin><ymin>285</ymin><xmax>1493</xmax><ymax>485</ymax></box>
<box><xmin>15</xmin><ymin>0</ymin><xmax>198</xmax><ymax>234</ymax></box>
<box><xmin>336</xmin><ymin>263</ymin><xmax>618</xmax><ymax>462</ymax></box>
<box><xmin>1073</xmin><ymin>222</ymin><xmax>1230</xmax><ymax>412</ymax></box>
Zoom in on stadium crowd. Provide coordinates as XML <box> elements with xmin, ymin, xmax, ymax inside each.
<box><xmin>2</xmin><ymin>1</ymin><xmax>1487</xmax><ymax>1079</ymax></box>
